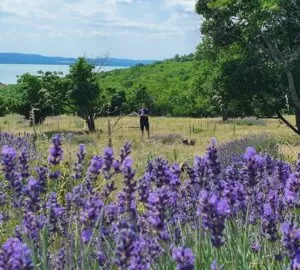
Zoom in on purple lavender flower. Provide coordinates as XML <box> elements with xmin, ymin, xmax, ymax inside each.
<box><xmin>244</xmin><ymin>147</ymin><xmax>256</xmax><ymax>160</ymax></box>
<box><xmin>35</xmin><ymin>166</ymin><xmax>48</xmax><ymax>192</ymax></box>
<box><xmin>19</xmin><ymin>147</ymin><xmax>30</xmax><ymax>179</ymax></box>
<box><xmin>14</xmin><ymin>225</ymin><xmax>22</xmax><ymax>241</ymax></box>
<box><xmin>119</xmin><ymin>157</ymin><xmax>137</xmax><ymax>221</ymax></box>
<box><xmin>281</xmin><ymin>221</ymin><xmax>300</xmax><ymax>269</ymax></box>
<box><xmin>101</xmin><ymin>145</ymin><xmax>133</xmax><ymax>199</ymax></box>
<box><xmin>223</xmin><ymin>166</ymin><xmax>246</xmax><ymax>215</ymax></box>
<box><xmin>81</xmin><ymin>228</ymin><xmax>93</xmax><ymax>244</ymax></box>
<box><xmin>120</xmin><ymin>142</ymin><xmax>132</xmax><ymax>163</ymax></box>
<box><xmin>1</xmin><ymin>145</ymin><xmax>23</xmax><ymax>207</ymax></box>
<box><xmin>282</xmin><ymin>222</ymin><xmax>300</xmax><ymax>256</ymax></box>
<box><xmin>114</xmin><ymin>225</ymin><xmax>145</xmax><ymax>269</ymax></box>
<box><xmin>0</xmin><ymin>185</ymin><xmax>6</xmax><ymax>206</ymax></box>
<box><xmin>46</xmin><ymin>192</ymin><xmax>65</xmax><ymax>233</ymax></box>
<box><xmin>102</xmin><ymin>147</ymin><xmax>114</xmax><ymax>180</ymax></box>
<box><xmin>69</xmin><ymin>184</ymin><xmax>87</xmax><ymax>208</ymax></box>
<box><xmin>48</xmin><ymin>134</ymin><xmax>63</xmax><ymax>166</ymax></box>
<box><xmin>171</xmin><ymin>247</ymin><xmax>195</xmax><ymax>270</ymax></box>
<box><xmin>1</xmin><ymin>145</ymin><xmax>17</xmax><ymax>174</ymax></box>
<box><xmin>104</xmin><ymin>203</ymin><xmax>118</xmax><ymax>224</ymax></box>
<box><xmin>23</xmin><ymin>212</ymin><xmax>45</xmax><ymax>241</ymax></box>
<box><xmin>292</xmin><ymin>250</ymin><xmax>300</xmax><ymax>269</ymax></box>
<box><xmin>149</xmin><ymin>157</ymin><xmax>173</xmax><ymax>188</ymax></box>
<box><xmin>211</xmin><ymin>260</ymin><xmax>224</xmax><ymax>270</ymax></box>
<box><xmin>129</xmin><ymin>238</ymin><xmax>150</xmax><ymax>270</ymax></box>
<box><xmin>73</xmin><ymin>144</ymin><xmax>86</xmax><ymax>179</ymax></box>
<box><xmin>261</xmin><ymin>203</ymin><xmax>278</xmax><ymax>241</ymax></box>
<box><xmin>284</xmin><ymin>171</ymin><xmax>300</xmax><ymax>208</ymax></box>
<box><xmin>49</xmin><ymin>170</ymin><xmax>61</xmax><ymax>180</ymax></box>
<box><xmin>205</xmin><ymin>138</ymin><xmax>221</xmax><ymax>178</ymax></box>
<box><xmin>146</xmin><ymin>188</ymin><xmax>172</xmax><ymax>241</ymax></box>
<box><xmin>241</xmin><ymin>147</ymin><xmax>265</xmax><ymax>190</ymax></box>
<box><xmin>85</xmin><ymin>155</ymin><xmax>103</xmax><ymax>192</ymax></box>
<box><xmin>0</xmin><ymin>212</ymin><xmax>9</xmax><ymax>225</ymax></box>
<box><xmin>97</xmin><ymin>250</ymin><xmax>107</xmax><ymax>267</ymax></box>
<box><xmin>50</xmin><ymin>248</ymin><xmax>66</xmax><ymax>270</ymax></box>
<box><xmin>24</xmin><ymin>178</ymin><xmax>41</xmax><ymax>212</ymax></box>
<box><xmin>251</xmin><ymin>242</ymin><xmax>261</xmax><ymax>253</ymax></box>
<box><xmin>80</xmin><ymin>195</ymin><xmax>104</xmax><ymax>243</ymax></box>
<box><xmin>197</xmin><ymin>191</ymin><xmax>230</xmax><ymax>247</ymax></box>
<box><xmin>137</xmin><ymin>172</ymin><xmax>151</xmax><ymax>203</ymax></box>
<box><xmin>277</xmin><ymin>160</ymin><xmax>291</xmax><ymax>188</ymax></box>
<box><xmin>0</xmin><ymin>238</ymin><xmax>33</xmax><ymax>269</ymax></box>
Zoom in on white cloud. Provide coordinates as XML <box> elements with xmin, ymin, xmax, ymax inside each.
<box><xmin>163</xmin><ymin>0</ymin><xmax>197</xmax><ymax>12</ymax></box>
<box><xmin>0</xmin><ymin>0</ymin><xmax>202</xmax><ymax>59</ymax></box>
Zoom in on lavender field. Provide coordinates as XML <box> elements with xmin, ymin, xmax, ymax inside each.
<box><xmin>0</xmin><ymin>128</ymin><xmax>299</xmax><ymax>269</ymax></box>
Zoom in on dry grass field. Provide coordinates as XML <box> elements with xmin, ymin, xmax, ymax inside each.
<box><xmin>0</xmin><ymin>114</ymin><xmax>299</xmax><ymax>174</ymax></box>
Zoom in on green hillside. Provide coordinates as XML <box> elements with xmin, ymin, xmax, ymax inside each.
<box><xmin>97</xmin><ymin>58</ymin><xmax>210</xmax><ymax>116</ymax></box>
<box><xmin>0</xmin><ymin>55</ymin><xmax>213</xmax><ymax>119</ymax></box>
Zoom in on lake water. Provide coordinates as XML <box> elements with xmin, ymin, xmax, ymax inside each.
<box><xmin>0</xmin><ymin>64</ymin><xmax>127</xmax><ymax>84</ymax></box>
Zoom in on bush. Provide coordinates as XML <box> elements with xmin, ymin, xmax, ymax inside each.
<box><xmin>217</xmin><ymin>133</ymin><xmax>279</xmax><ymax>167</ymax></box>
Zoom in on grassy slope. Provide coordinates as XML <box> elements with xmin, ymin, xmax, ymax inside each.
<box><xmin>97</xmin><ymin>60</ymin><xmax>200</xmax><ymax>115</ymax></box>
<box><xmin>0</xmin><ymin>114</ymin><xmax>298</xmax><ymax>175</ymax></box>
<box><xmin>98</xmin><ymin>60</ymin><xmax>196</xmax><ymax>89</ymax></box>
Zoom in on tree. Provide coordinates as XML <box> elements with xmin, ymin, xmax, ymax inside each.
<box><xmin>195</xmin><ymin>0</ymin><xmax>300</xmax><ymax>133</ymax></box>
<box><xmin>67</xmin><ymin>57</ymin><xmax>103</xmax><ymax>132</ymax></box>
<box><xmin>105</xmin><ymin>88</ymin><xmax>127</xmax><ymax>115</ymax></box>
<box><xmin>15</xmin><ymin>71</ymin><xmax>70</xmax><ymax>124</ymax></box>
<box><xmin>15</xmin><ymin>73</ymin><xmax>52</xmax><ymax>124</ymax></box>
<box><xmin>38</xmin><ymin>71</ymin><xmax>71</xmax><ymax>116</ymax></box>
<box><xmin>127</xmin><ymin>84</ymin><xmax>154</xmax><ymax>112</ymax></box>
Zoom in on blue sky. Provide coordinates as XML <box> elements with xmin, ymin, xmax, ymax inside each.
<box><xmin>0</xmin><ymin>0</ymin><xmax>201</xmax><ymax>60</ymax></box>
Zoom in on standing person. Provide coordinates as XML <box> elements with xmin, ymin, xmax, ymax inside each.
<box><xmin>138</xmin><ymin>103</ymin><xmax>150</xmax><ymax>139</ymax></box>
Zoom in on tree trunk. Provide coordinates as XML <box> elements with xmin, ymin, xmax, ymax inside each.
<box><xmin>222</xmin><ymin>114</ymin><xmax>228</xmax><ymax>121</ymax></box>
<box><xmin>261</xmin><ymin>33</ymin><xmax>300</xmax><ymax>111</ymax></box>
<box><xmin>86</xmin><ymin>116</ymin><xmax>96</xmax><ymax>132</ymax></box>
<box><xmin>284</xmin><ymin>63</ymin><xmax>300</xmax><ymax>133</ymax></box>
<box><xmin>295</xmin><ymin>107</ymin><xmax>300</xmax><ymax>132</ymax></box>
<box><xmin>284</xmin><ymin>62</ymin><xmax>300</xmax><ymax>111</ymax></box>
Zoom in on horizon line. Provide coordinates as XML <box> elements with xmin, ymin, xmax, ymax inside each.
<box><xmin>0</xmin><ymin>52</ymin><xmax>161</xmax><ymax>61</ymax></box>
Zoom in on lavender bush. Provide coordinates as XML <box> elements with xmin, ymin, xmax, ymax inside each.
<box><xmin>0</xmin><ymin>133</ymin><xmax>299</xmax><ymax>269</ymax></box>
<box><xmin>217</xmin><ymin>133</ymin><xmax>279</xmax><ymax>167</ymax></box>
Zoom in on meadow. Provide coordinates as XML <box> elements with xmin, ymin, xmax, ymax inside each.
<box><xmin>0</xmin><ymin>114</ymin><xmax>300</xmax><ymax>269</ymax></box>
<box><xmin>1</xmin><ymin>114</ymin><xmax>299</xmax><ymax>167</ymax></box>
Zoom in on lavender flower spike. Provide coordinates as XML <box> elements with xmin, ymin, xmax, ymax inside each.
<box><xmin>19</xmin><ymin>147</ymin><xmax>30</xmax><ymax>179</ymax></box>
<box><xmin>73</xmin><ymin>144</ymin><xmax>86</xmax><ymax>179</ymax></box>
<box><xmin>48</xmin><ymin>134</ymin><xmax>63</xmax><ymax>166</ymax></box>
<box><xmin>24</xmin><ymin>178</ymin><xmax>41</xmax><ymax>212</ymax></box>
<box><xmin>0</xmin><ymin>238</ymin><xmax>33</xmax><ymax>269</ymax></box>
<box><xmin>211</xmin><ymin>260</ymin><xmax>224</xmax><ymax>270</ymax></box>
<box><xmin>1</xmin><ymin>145</ymin><xmax>23</xmax><ymax>207</ymax></box>
<box><xmin>281</xmin><ymin>221</ymin><xmax>300</xmax><ymax>268</ymax></box>
<box><xmin>172</xmin><ymin>247</ymin><xmax>195</xmax><ymax>270</ymax></box>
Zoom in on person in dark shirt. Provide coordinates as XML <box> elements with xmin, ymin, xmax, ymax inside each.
<box><xmin>138</xmin><ymin>103</ymin><xmax>150</xmax><ymax>139</ymax></box>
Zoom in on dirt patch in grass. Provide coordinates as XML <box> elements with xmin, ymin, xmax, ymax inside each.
<box><xmin>150</xmin><ymin>134</ymin><xmax>182</xmax><ymax>145</ymax></box>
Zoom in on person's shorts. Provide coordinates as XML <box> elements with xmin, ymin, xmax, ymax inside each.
<box><xmin>140</xmin><ymin>119</ymin><xmax>149</xmax><ymax>131</ymax></box>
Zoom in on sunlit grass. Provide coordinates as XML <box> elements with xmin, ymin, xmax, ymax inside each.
<box><xmin>0</xmin><ymin>114</ymin><xmax>299</xmax><ymax>173</ymax></box>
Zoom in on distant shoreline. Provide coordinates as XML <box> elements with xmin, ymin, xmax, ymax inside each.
<box><xmin>0</xmin><ymin>64</ymin><xmax>128</xmax><ymax>85</ymax></box>
<box><xmin>0</xmin><ymin>53</ymin><xmax>157</xmax><ymax>67</ymax></box>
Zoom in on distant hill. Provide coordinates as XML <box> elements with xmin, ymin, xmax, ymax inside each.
<box><xmin>0</xmin><ymin>53</ymin><xmax>157</xmax><ymax>67</ymax></box>
<box><xmin>97</xmin><ymin>56</ymin><xmax>206</xmax><ymax>116</ymax></box>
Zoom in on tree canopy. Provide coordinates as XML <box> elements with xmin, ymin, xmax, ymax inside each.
<box><xmin>195</xmin><ymin>0</ymin><xmax>300</xmax><ymax>133</ymax></box>
<box><xmin>67</xmin><ymin>57</ymin><xmax>104</xmax><ymax>132</ymax></box>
